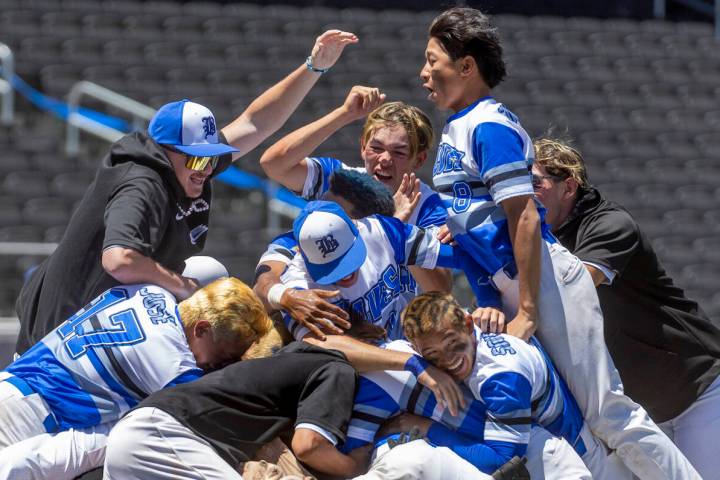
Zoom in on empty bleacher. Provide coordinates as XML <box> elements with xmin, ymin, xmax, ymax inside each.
<box><xmin>0</xmin><ymin>0</ymin><xmax>718</xmax><ymax>324</ymax></box>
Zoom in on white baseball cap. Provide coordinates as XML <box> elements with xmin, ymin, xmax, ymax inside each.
<box><xmin>148</xmin><ymin>99</ymin><xmax>239</xmax><ymax>157</ymax></box>
<box><xmin>293</xmin><ymin>201</ymin><xmax>367</xmax><ymax>285</ymax></box>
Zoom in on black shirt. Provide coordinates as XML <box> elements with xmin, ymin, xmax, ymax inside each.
<box><xmin>14</xmin><ymin>132</ymin><xmax>232</xmax><ymax>354</ymax></box>
<box><xmin>139</xmin><ymin>342</ymin><xmax>357</xmax><ymax>468</ymax></box>
<box><xmin>554</xmin><ymin>187</ymin><xmax>720</xmax><ymax>422</ymax></box>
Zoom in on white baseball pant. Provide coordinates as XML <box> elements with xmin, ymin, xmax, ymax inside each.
<box><xmin>493</xmin><ymin>240</ymin><xmax>700</xmax><ymax>480</ymax></box>
<box><xmin>103</xmin><ymin>407</ymin><xmax>244</xmax><ymax>480</ymax></box>
<box><xmin>659</xmin><ymin>373</ymin><xmax>720</xmax><ymax>479</ymax></box>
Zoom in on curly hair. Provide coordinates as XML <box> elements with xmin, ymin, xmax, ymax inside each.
<box><xmin>328</xmin><ymin>169</ymin><xmax>395</xmax><ymax>218</ymax></box>
<box><xmin>401</xmin><ymin>292</ymin><xmax>466</xmax><ymax>343</ymax></box>
<box><xmin>429</xmin><ymin>7</ymin><xmax>507</xmax><ymax>89</ymax></box>
<box><xmin>360</xmin><ymin>101</ymin><xmax>434</xmax><ymax>163</ymax></box>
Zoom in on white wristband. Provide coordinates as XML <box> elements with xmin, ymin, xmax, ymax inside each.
<box><xmin>267</xmin><ymin>283</ymin><xmax>290</xmax><ymax>310</ymax></box>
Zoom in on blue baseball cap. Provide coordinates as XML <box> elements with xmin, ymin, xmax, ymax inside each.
<box><xmin>148</xmin><ymin>99</ymin><xmax>239</xmax><ymax>157</ymax></box>
<box><xmin>293</xmin><ymin>201</ymin><xmax>367</xmax><ymax>285</ymax></box>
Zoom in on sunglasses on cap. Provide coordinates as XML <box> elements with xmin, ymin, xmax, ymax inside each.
<box><xmin>167</xmin><ymin>147</ymin><xmax>220</xmax><ymax>172</ymax></box>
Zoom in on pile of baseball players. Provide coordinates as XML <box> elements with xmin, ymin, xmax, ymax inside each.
<box><xmin>1</xmin><ymin>6</ymin><xmax>718</xmax><ymax>480</ymax></box>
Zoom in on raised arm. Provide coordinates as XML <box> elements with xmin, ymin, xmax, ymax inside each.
<box><xmin>221</xmin><ymin>30</ymin><xmax>357</xmax><ymax>161</ymax></box>
<box><xmin>260</xmin><ymin>85</ymin><xmax>385</xmax><ymax>192</ymax></box>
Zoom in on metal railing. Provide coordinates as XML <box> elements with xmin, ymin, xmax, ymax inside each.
<box><xmin>0</xmin><ymin>43</ymin><xmax>14</xmax><ymax>126</ymax></box>
<box><xmin>65</xmin><ymin>81</ymin><xmax>156</xmax><ymax>157</ymax></box>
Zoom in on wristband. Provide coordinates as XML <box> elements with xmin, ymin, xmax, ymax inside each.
<box><xmin>305</xmin><ymin>56</ymin><xmax>330</xmax><ymax>74</ymax></box>
<box><xmin>267</xmin><ymin>283</ymin><xmax>290</xmax><ymax>310</ymax></box>
<box><xmin>404</xmin><ymin>354</ymin><xmax>430</xmax><ymax>377</ymax></box>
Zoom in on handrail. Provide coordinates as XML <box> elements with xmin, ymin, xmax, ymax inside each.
<box><xmin>65</xmin><ymin>81</ymin><xmax>156</xmax><ymax>156</ymax></box>
<box><xmin>0</xmin><ymin>43</ymin><xmax>14</xmax><ymax>126</ymax></box>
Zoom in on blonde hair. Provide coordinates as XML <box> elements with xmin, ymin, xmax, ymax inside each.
<box><xmin>533</xmin><ymin>138</ymin><xmax>589</xmax><ymax>188</ymax></box>
<box><xmin>179</xmin><ymin>277</ymin><xmax>272</xmax><ymax>346</ymax></box>
<box><xmin>402</xmin><ymin>292</ymin><xmax>466</xmax><ymax>343</ymax></box>
<box><xmin>361</xmin><ymin>102</ymin><xmax>434</xmax><ymax>162</ymax></box>
<box><xmin>242</xmin><ymin>327</ymin><xmax>284</xmax><ymax>360</ymax></box>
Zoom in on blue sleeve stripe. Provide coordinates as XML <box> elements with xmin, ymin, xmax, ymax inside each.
<box><xmin>480</xmin><ymin>371</ymin><xmax>533</xmax><ymax>414</ymax></box>
<box><xmin>485</xmin><ymin>168</ymin><xmax>530</xmax><ymax>190</ymax></box>
<box><xmin>4</xmin><ymin>375</ymin><xmax>34</xmax><ymax>396</ymax></box>
<box><xmin>163</xmin><ymin>368</ymin><xmax>203</xmax><ymax>388</ymax></box>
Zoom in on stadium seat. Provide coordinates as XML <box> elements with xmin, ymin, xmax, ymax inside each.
<box><xmin>23</xmin><ymin>198</ymin><xmax>71</xmax><ymax>228</ymax></box>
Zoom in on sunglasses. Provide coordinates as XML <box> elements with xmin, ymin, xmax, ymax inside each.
<box><xmin>531</xmin><ymin>173</ymin><xmax>563</xmax><ymax>189</ymax></box>
<box><xmin>168</xmin><ymin>147</ymin><xmax>220</xmax><ymax>172</ymax></box>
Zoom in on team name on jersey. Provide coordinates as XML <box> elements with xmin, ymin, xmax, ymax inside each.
<box><xmin>432</xmin><ymin>143</ymin><xmax>466</xmax><ymax>176</ymax></box>
<box><xmin>140</xmin><ymin>287</ymin><xmax>176</xmax><ymax>325</ymax></box>
<box><xmin>334</xmin><ymin>265</ymin><xmax>416</xmax><ymax>323</ymax></box>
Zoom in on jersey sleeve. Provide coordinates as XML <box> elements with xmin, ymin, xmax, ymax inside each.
<box><xmin>257</xmin><ymin>231</ymin><xmax>298</xmax><ymax>266</ymax></box>
<box><xmin>573</xmin><ymin>209</ymin><xmax>640</xmax><ymax>277</ymax></box>
<box><xmin>472</xmin><ymin>122</ymin><xmax>533</xmax><ymax>205</ymax></box>
<box><xmin>374</xmin><ymin>216</ymin><xmax>441</xmax><ymax>269</ymax></box>
<box><xmin>296</xmin><ymin>360</ymin><xmax>357</xmax><ymax>445</ymax></box>
<box><xmin>426</xmin><ymin>422</ymin><xmax>519</xmax><ymax>474</ymax></box>
<box><xmin>103</xmin><ymin>178</ymin><xmax>169</xmax><ymax>256</ymax></box>
<box><xmin>279</xmin><ymin>260</ymin><xmax>313</xmax><ymax>340</ymax></box>
<box><xmin>301</xmin><ymin>157</ymin><xmax>344</xmax><ymax>200</ymax></box>
<box><xmin>415</xmin><ymin>192</ymin><xmax>448</xmax><ymax>228</ymax></box>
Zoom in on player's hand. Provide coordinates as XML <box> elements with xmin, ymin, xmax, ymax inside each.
<box><xmin>280</xmin><ymin>288</ymin><xmax>351</xmax><ymax>340</ymax></box>
<box><xmin>339</xmin><ymin>85</ymin><xmax>386</xmax><ymax>121</ymax></box>
<box><xmin>472</xmin><ymin>307</ymin><xmax>506</xmax><ymax>334</ymax></box>
<box><xmin>174</xmin><ymin>276</ymin><xmax>200</xmax><ymax>300</ymax></box>
<box><xmin>436</xmin><ymin>224</ymin><xmax>457</xmax><ymax>246</ymax></box>
<box><xmin>377</xmin><ymin>413</ymin><xmax>432</xmax><ymax>439</ymax></box>
<box><xmin>393</xmin><ymin>173</ymin><xmax>422</xmax><ymax>222</ymax></box>
<box><xmin>416</xmin><ymin>364</ymin><xmax>465</xmax><ymax>417</ymax></box>
<box><xmin>309</xmin><ymin>30</ymin><xmax>358</xmax><ymax>70</ymax></box>
<box><xmin>505</xmin><ymin>309</ymin><xmax>537</xmax><ymax>342</ymax></box>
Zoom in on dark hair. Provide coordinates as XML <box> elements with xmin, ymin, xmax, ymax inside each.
<box><xmin>429</xmin><ymin>7</ymin><xmax>507</xmax><ymax>89</ymax></box>
<box><xmin>327</xmin><ymin>169</ymin><xmax>395</xmax><ymax>218</ymax></box>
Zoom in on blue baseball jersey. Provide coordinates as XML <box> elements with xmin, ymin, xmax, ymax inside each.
<box><xmin>5</xmin><ymin>285</ymin><xmax>202</xmax><ymax>431</ymax></box>
<box><xmin>344</xmin><ymin>330</ymin><xmax>585</xmax><ymax>474</ymax></box>
<box><xmin>432</xmin><ymin>97</ymin><xmax>555</xmax><ymax>306</ymax></box>
<box><xmin>303</xmin><ymin>156</ymin><xmax>447</xmax><ymax>228</ymax></box>
<box><xmin>257</xmin><ymin>230</ymin><xmax>298</xmax><ymax>267</ymax></box>
<box><xmin>281</xmin><ymin>215</ymin><xmax>451</xmax><ymax>341</ymax></box>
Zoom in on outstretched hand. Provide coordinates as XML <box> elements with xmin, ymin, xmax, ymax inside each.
<box><xmin>309</xmin><ymin>30</ymin><xmax>358</xmax><ymax>70</ymax></box>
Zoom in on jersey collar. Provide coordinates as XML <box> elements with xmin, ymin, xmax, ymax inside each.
<box><xmin>446</xmin><ymin>96</ymin><xmax>495</xmax><ymax>124</ymax></box>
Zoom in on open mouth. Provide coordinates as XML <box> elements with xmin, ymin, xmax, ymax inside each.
<box><xmin>190</xmin><ymin>175</ymin><xmax>207</xmax><ymax>186</ymax></box>
<box><xmin>423</xmin><ymin>84</ymin><xmax>436</xmax><ymax>101</ymax></box>
<box><xmin>447</xmin><ymin>355</ymin><xmax>465</xmax><ymax>378</ymax></box>
<box><xmin>374</xmin><ymin>172</ymin><xmax>392</xmax><ymax>182</ymax></box>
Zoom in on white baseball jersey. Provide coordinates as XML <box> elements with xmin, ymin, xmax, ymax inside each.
<box><xmin>281</xmin><ymin>215</ymin><xmax>443</xmax><ymax>341</ymax></box>
<box><xmin>432</xmin><ymin>97</ymin><xmax>554</xmax><ymax>306</ymax></box>
<box><xmin>5</xmin><ymin>284</ymin><xmax>201</xmax><ymax>430</ymax></box>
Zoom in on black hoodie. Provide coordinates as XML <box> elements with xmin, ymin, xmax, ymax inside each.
<box><xmin>555</xmin><ymin>186</ymin><xmax>720</xmax><ymax>422</ymax></box>
<box><xmin>15</xmin><ymin>132</ymin><xmax>232</xmax><ymax>354</ymax></box>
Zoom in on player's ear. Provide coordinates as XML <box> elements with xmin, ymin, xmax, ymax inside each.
<box><xmin>459</xmin><ymin>55</ymin><xmax>477</xmax><ymax>77</ymax></box>
<box><xmin>194</xmin><ymin>320</ymin><xmax>212</xmax><ymax>338</ymax></box>
<box><xmin>414</xmin><ymin>150</ymin><xmax>428</xmax><ymax>169</ymax></box>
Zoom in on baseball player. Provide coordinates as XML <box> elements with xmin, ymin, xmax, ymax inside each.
<box><xmin>260</xmin><ymin>86</ymin><xmax>451</xmax><ymax>294</ymax></box>
<box><xmin>332</xmin><ymin>292</ymin><xmax>631</xmax><ymax>479</ymax></box>
<box><xmin>280</xmin><ymin>200</ymin><xmax>457</xmax><ymax>342</ymax></box>
<box><xmin>0</xmin><ymin>277</ymin><xmax>272</xmax><ymax>480</ymax></box>
<box><xmin>254</xmin><ymin>168</ymin><xmax>396</xmax><ymax>340</ymax></box>
<box><xmin>420</xmin><ymin>7</ymin><xmax>699</xmax><ymax>479</ymax></box>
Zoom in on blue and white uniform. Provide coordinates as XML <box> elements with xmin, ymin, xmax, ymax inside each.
<box><xmin>344</xmin><ymin>331</ymin><xmax>588</xmax><ymax>475</ymax></box>
<box><xmin>303</xmin><ymin>156</ymin><xmax>447</xmax><ymax>229</ymax></box>
<box><xmin>432</xmin><ymin>97</ymin><xmax>554</xmax><ymax>306</ymax></box>
<box><xmin>257</xmin><ymin>230</ymin><xmax>298</xmax><ymax>267</ymax></box>
<box><xmin>281</xmin><ymin>215</ymin><xmax>450</xmax><ymax>341</ymax></box>
<box><xmin>3</xmin><ymin>284</ymin><xmax>200</xmax><ymax>433</ymax></box>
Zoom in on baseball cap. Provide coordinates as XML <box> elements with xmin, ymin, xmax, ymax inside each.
<box><xmin>293</xmin><ymin>201</ymin><xmax>367</xmax><ymax>285</ymax></box>
<box><xmin>148</xmin><ymin>99</ymin><xmax>239</xmax><ymax>157</ymax></box>
<box><xmin>182</xmin><ymin>256</ymin><xmax>229</xmax><ymax>287</ymax></box>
